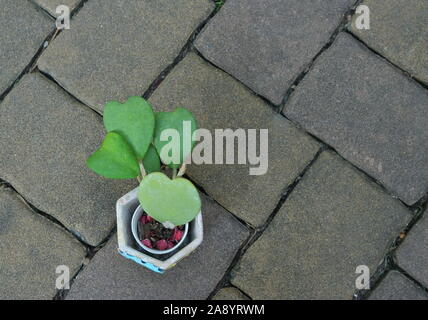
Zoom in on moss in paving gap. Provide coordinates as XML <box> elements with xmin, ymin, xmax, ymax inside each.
<box><xmin>215</xmin><ymin>0</ymin><xmax>225</xmax><ymax>11</ymax></box>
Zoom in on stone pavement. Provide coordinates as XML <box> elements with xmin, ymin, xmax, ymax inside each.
<box><xmin>0</xmin><ymin>0</ymin><xmax>427</xmax><ymax>300</ymax></box>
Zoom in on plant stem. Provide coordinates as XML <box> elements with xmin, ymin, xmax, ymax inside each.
<box><xmin>138</xmin><ymin>160</ymin><xmax>146</xmax><ymax>182</ymax></box>
<box><xmin>177</xmin><ymin>163</ymin><xmax>187</xmax><ymax>177</ymax></box>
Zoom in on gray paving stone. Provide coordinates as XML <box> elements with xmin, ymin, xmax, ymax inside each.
<box><xmin>212</xmin><ymin>287</ymin><xmax>249</xmax><ymax>300</ymax></box>
<box><xmin>38</xmin><ymin>0</ymin><xmax>214</xmax><ymax>112</ymax></box>
<box><xmin>149</xmin><ymin>53</ymin><xmax>320</xmax><ymax>227</ymax></box>
<box><xmin>0</xmin><ymin>186</ymin><xmax>85</xmax><ymax>299</ymax></box>
<box><xmin>349</xmin><ymin>0</ymin><xmax>428</xmax><ymax>85</ymax></box>
<box><xmin>0</xmin><ymin>73</ymin><xmax>136</xmax><ymax>245</ymax></box>
<box><xmin>0</xmin><ymin>0</ymin><xmax>52</xmax><ymax>94</ymax></box>
<box><xmin>195</xmin><ymin>0</ymin><xmax>354</xmax><ymax>105</ymax></box>
<box><xmin>284</xmin><ymin>33</ymin><xmax>428</xmax><ymax>205</ymax></box>
<box><xmin>33</xmin><ymin>0</ymin><xmax>80</xmax><ymax>17</ymax></box>
<box><xmin>231</xmin><ymin>151</ymin><xmax>411</xmax><ymax>300</ymax></box>
<box><xmin>369</xmin><ymin>271</ymin><xmax>427</xmax><ymax>300</ymax></box>
<box><xmin>396</xmin><ymin>210</ymin><xmax>428</xmax><ymax>288</ymax></box>
<box><xmin>67</xmin><ymin>195</ymin><xmax>249</xmax><ymax>300</ymax></box>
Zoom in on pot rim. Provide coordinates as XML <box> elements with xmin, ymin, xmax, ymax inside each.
<box><xmin>131</xmin><ymin>205</ymin><xmax>189</xmax><ymax>255</ymax></box>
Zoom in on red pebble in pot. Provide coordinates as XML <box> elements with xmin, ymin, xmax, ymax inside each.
<box><xmin>139</xmin><ymin>215</ymin><xmax>148</xmax><ymax>224</ymax></box>
<box><xmin>140</xmin><ymin>215</ymin><xmax>154</xmax><ymax>224</ymax></box>
<box><xmin>141</xmin><ymin>239</ymin><xmax>152</xmax><ymax>248</ymax></box>
<box><xmin>167</xmin><ymin>241</ymin><xmax>175</xmax><ymax>249</ymax></box>
<box><xmin>170</xmin><ymin>228</ymin><xmax>184</xmax><ymax>242</ymax></box>
<box><xmin>155</xmin><ymin>239</ymin><xmax>168</xmax><ymax>250</ymax></box>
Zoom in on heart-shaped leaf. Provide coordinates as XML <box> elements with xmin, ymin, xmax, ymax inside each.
<box><xmin>138</xmin><ymin>172</ymin><xmax>201</xmax><ymax>226</ymax></box>
<box><xmin>104</xmin><ymin>96</ymin><xmax>155</xmax><ymax>159</ymax></box>
<box><xmin>87</xmin><ymin>132</ymin><xmax>140</xmax><ymax>179</ymax></box>
<box><xmin>154</xmin><ymin>108</ymin><xmax>197</xmax><ymax>169</ymax></box>
<box><xmin>142</xmin><ymin>144</ymin><xmax>161</xmax><ymax>174</ymax></box>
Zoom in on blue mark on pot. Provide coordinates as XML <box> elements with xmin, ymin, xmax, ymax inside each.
<box><xmin>118</xmin><ymin>249</ymin><xmax>164</xmax><ymax>274</ymax></box>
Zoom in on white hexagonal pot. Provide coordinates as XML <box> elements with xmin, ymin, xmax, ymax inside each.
<box><xmin>116</xmin><ymin>187</ymin><xmax>203</xmax><ymax>273</ymax></box>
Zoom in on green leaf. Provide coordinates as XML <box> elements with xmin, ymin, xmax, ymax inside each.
<box><xmin>87</xmin><ymin>132</ymin><xmax>140</xmax><ymax>179</ymax></box>
<box><xmin>142</xmin><ymin>144</ymin><xmax>161</xmax><ymax>174</ymax></box>
<box><xmin>138</xmin><ymin>172</ymin><xmax>201</xmax><ymax>226</ymax></box>
<box><xmin>153</xmin><ymin>108</ymin><xmax>197</xmax><ymax>169</ymax></box>
<box><xmin>103</xmin><ymin>96</ymin><xmax>155</xmax><ymax>159</ymax></box>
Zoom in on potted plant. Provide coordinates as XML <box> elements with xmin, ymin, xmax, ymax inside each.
<box><xmin>86</xmin><ymin>96</ymin><xmax>203</xmax><ymax>273</ymax></box>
